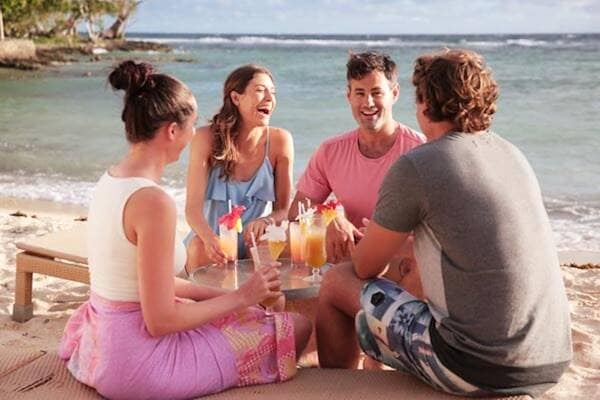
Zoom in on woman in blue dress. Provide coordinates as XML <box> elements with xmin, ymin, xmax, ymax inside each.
<box><xmin>184</xmin><ymin>64</ymin><xmax>294</xmax><ymax>271</ymax></box>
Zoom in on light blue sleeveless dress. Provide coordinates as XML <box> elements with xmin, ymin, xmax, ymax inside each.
<box><xmin>185</xmin><ymin>128</ymin><xmax>275</xmax><ymax>259</ymax></box>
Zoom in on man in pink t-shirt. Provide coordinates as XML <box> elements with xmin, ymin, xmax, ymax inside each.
<box><xmin>290</xmin><ymin>51</ymin><xmax>425</xmax><ymax>263</ymax></box>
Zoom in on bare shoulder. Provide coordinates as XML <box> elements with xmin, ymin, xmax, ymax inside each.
<box><xmin>269</xmin><ymin>126</ymin><xmax>293</xmax><ymax>148</ymax></box>
<box><xmin>129</xmin><ymin>186</ymin><xmax>176</xmax><ymax>219</ymax></box>
<box><xmin>190</xmin><ymin>125</ymin><xmax>214</xmax><ymax>156</ymax></box>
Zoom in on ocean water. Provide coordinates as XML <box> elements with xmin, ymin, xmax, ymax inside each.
<box><xmin>1</xmin><ymin>33</ymin><xmax>599</xmax><ymax>251</ymax></box>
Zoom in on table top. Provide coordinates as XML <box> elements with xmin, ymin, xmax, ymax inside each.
<box><xmin>190</xmin><ymin>258</ymin><xmax>329</xmax><ymax>300</ymax></box>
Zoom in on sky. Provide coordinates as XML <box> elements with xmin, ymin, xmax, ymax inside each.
<box><xmin>128</xmin><ymin>0</ymin><xmax>600</xmax><ymax>35</ymax></box>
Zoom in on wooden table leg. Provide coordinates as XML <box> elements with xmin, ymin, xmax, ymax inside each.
<box><xmin>12</xmin><ymin>252</ymin><xmax>34</xmax><ymax>322</ymax></box>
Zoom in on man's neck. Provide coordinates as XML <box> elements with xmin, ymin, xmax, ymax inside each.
<box><xmin>357</xmin><ymin>121</ymin><xmax>398</xmax><ymax>159</ymax></box>
<box><xmin>425</xmin><ymin>121</ymin><xmax>456</xmax><ymax>142</ymax></box>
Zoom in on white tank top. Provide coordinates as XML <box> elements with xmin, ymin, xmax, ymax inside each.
<box><xmin>87</xmin><ymin>172</ymin><xmax>186</xmax><ymax>301</ymax></box>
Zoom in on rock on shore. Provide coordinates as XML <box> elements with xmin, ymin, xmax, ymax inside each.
<box><xmin>0</xmin><ymin>39</ymin><xmax>170</xmax><ymax>70</ymax></box>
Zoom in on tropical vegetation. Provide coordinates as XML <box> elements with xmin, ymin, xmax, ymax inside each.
<box><xmin>0</xmin><ymin>0</ymin><xmax>141</xmax><ymax>42</ymax></box>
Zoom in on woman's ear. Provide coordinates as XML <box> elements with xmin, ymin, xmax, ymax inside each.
<box><xmin>230</xmin><ymin>91</ymin><xmax>240</xmax><ymax>106</ymax></box>
<box><xmin>166</xmin><ymin>121</ymin><xmax>178</xmax><ymax>141</ymax></box>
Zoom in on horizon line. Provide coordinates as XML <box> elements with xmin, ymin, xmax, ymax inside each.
<box><xmin>125</xmin><ymin>31</ymin><xmax>600</xmax><ymax>36</ymax></box>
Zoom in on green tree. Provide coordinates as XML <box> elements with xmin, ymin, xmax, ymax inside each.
<box><xmin>0</xmin><ymin>0</ymin><xmax>71</xmax><ymax>38</ymax></box>
<box><xmin>77</xmin><ymin>0</ymin><xmax>117</xmax><ymax>42</ymax></box>
<box><xmin>0</xmin><ymin>0</ymin><xmax>129</xmax><ymax>41</ymax></box>
<box><xmin>102</xmin><ymin>0</ymin><xmax>141</xmax><ymax>40</ymax></box>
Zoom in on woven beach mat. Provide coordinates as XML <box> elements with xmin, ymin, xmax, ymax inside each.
<box><xmin>202</xmin><ymin>368</ymin><xmax>533</xmax><ymax>400</ymax></box>
<box><xmin>0</xmin><ymin>354</ymin><xmax>533</xmax><ymax>400</ymax></box>
<box><xmin>0</xmin><ymin>325</ymin><xmax>532</xmax><ymax>400</ymax></box>
<box><xmin>0</xmin><ymin>347</ymin><xmax>47</xmax><ymax>381</ymax></box>
<box><xmin>0</xmin><ymin>350</ymin><xmax>97</xmax><ymax>400</ymax></box>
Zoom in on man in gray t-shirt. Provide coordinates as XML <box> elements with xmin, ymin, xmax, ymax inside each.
<box><xmin>316</xmin><ymin>49</ymin><xmax>571</xmax><ymax>398</ymax></box>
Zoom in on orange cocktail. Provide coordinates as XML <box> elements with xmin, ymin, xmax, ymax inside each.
<box><xmin>303</xmin><ymin>215</ymin><xmax>327</xmax><ymax>283</ymax></box>
<box><xmin>289</xmin><ymin>221</ymin><xmax>304</xmax><ymax>264</ymax></box>
<box><xmin>218</xmin><ymin>205</ymin><xmax>245</xmax><ymax>264</ymax></box>
<box><xmin>219</xmin><ymin>223</ymin><xmax>238</xmax><ymax>262</ymax></box>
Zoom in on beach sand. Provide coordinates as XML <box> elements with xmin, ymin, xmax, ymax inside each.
<box><xmin>0</xmin><ymin>196</ymin><xmax>598</xmax><ymax>399</ymax></box>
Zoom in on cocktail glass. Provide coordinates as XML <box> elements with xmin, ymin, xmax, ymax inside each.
<box><xmin>250</xmin><ymin>244</ymin><xmax>280</xmax><ymax>317</ymax></box>
<box><xmin>303</xmin><ymin>215</ymin><xmax>327</xmax><ymax>283</ymax></box>
<box><xmin>289</xmin><ymin>221</ymin><xmax>304</xmax><ymax>266</ymax></box>
<box><xmin>219</xmin><ymin>223</ymin><xmax>238</xmax><ymax>265</ymax></box>
<box><xmin>268</xmin><ymin>240</ymin><xmax>287</xmax><ymax>261</ymax></box>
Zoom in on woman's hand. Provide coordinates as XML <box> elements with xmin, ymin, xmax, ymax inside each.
<box><xmin>200</xmin><ymin>232</ymin><xmax>228</xmax><ymax>264</ymax></box>
<box><xmin>243</xmin><ymin>217</ymin><xmax>273</xmax><ymax>247</ymax></box>
<box><xmin>236</xmin><ymin>263</ymin><xmax>282</xmax><ymax>307</ymax></box>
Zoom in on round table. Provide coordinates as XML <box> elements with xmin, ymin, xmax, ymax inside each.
<box><xmin>190</xmin><ymin>258</ymin><xmax>329</xmax><ymax>300</ymax></box>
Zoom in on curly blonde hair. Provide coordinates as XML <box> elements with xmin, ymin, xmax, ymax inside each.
<box><xmin>412</xmin><ymin>49</ymin><xmax>499</xmax><ymax>133</ymax></box>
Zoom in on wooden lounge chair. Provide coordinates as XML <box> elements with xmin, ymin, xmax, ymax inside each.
<box><xmin>12</xmin><ymin>222</ymin><xmax>89</xmax><ymax>322</ymax></box>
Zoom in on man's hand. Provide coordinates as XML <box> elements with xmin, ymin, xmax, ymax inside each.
<box><xmin>358</xmin><ymin>217</ymin><xmax>370</xmax><ymax>238</ymax></box>
<box><xmin>326</xmin><ymin>215</ymin><xmax>364</xmax><ymax>264</ymax></box>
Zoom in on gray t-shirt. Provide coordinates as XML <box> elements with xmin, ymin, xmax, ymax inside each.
<box><xmin>374</xmin><ymin>131</ymin><xmax>571</xmax><ymax>396</ymax></box>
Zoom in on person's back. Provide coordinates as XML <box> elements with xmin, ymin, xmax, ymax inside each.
<box><xmin>394</xmin><ymin>131</ymin><xmax>572</xmax><ymax>391</ymax></box>
<box><xmin>87</xmin><ymin>173</ymin><xmax>186</xmax><ymax>300</ymax></box>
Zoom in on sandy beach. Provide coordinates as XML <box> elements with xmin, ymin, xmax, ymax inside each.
<box><xmin>0</xmin><ymin>196</ymin><xmax>598</xmax><ymax>399</ymax></box>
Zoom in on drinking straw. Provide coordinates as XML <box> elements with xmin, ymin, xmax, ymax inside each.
<box><xmin>250</xmin><ymin>232</ymin><xmax>261</xmax><ymax>267</ymax></box>
<box><xmin>298</xmin><ymin>202</ymin><xmax>305</xmax><ymax>224</ymax></box>
<box><xmin>251</xmin><ymin>231</ymin><xmax>258</xmax><ymax>249</ymax></box>
<box><xmin>228</xmin><ymin>199</ymin><xmax>232</xmax><ymax>213</ymax></box>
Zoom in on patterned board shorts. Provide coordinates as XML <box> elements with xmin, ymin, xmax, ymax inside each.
<box><xmin>356</xmin><ymin>278</ymin><xmax>489</xmax><ymax>397</ymax></box>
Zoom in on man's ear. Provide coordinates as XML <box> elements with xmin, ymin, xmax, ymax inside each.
<box><xmin>346</xmin><ymin>85</ymin><xmax>351</xmax><ymax>102</ymax></box>
<box><xmin>390</xmin><ymin>82</ymin><xmax>400</xmax><ymax>103</ymax></box>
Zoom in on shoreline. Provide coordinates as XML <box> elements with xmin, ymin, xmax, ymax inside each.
<box><xmin>0</xmin><ymin>196</ymin><xmax>87</xmax><ymax>218</ymax></box>
<box><xmin>0</xmin><ymin>39</ymin><xmax>171</xmax><ymax>71</ymax></box>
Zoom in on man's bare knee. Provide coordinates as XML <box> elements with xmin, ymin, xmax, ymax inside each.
<box><xmin>319</xmin><ymin>262</ymin><xmax>363</xmax><ymax>317</ymax></box>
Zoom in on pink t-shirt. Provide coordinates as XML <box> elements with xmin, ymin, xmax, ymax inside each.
<box><xmin>297</xmin><ymin>123</ymin><xmax>425</xmax><ymax>228</ymax></box>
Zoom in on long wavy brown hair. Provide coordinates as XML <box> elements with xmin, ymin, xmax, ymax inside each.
<box><xmin>211</xmin><ymin>64</ymin><xmax>273</xmax><ymax>179</ymax></box>
<box><xmin>412</xmin><ymin>49</ymin><xmax>499</xmax><ymax>133</ymax></box>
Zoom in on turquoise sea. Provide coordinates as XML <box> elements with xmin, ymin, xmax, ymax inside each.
<box><xmin>1</xmin><ymin>33</ymin><xmax>599</xmax><ymax>251</ymax></box>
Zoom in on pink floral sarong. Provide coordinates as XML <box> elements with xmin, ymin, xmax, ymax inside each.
<box><xmin>59</xmin><ymin>292</ymin><xmax>296</xmax><ymax>400</ymax></box>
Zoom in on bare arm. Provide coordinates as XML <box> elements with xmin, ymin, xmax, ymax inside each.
<box><xmin>351</xmin><ymin>219</ymin><xmax>411</xmax><ymax>279</ymax></box>
<box><xmin>270</xmin><ymin>128</ymin><xmax>294</xmax><ymax>222</ymax></box>
<box><xmin>174</xmin><ymin>277</ymin><xmax>230</xmax><ymax>300</ymax></box>
<box><xmin>129</xmin><ymin>188</ymin><xmax>281</xmax><ymax>337</ymax></box>
<box><xmin>185</xmin><ymin>127</ymin><xmax>226</xmax><ymax>263</ymax></box>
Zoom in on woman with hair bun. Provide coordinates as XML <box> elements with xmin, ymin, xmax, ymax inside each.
<box><xmin>184</xmin><ymin>64</ymin><xmax>294</xmax><ymax>269</ymax></box>
<box><xmin>58</xmin><ymin>60</ymin><xmax>311</xmax><ymax>400</ymax></box>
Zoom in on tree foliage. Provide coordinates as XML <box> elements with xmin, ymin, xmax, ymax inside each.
<box><xmin>0</xmin><ymin>0</ymin><xmax>140</xmax><ymax>41</ymax></box>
